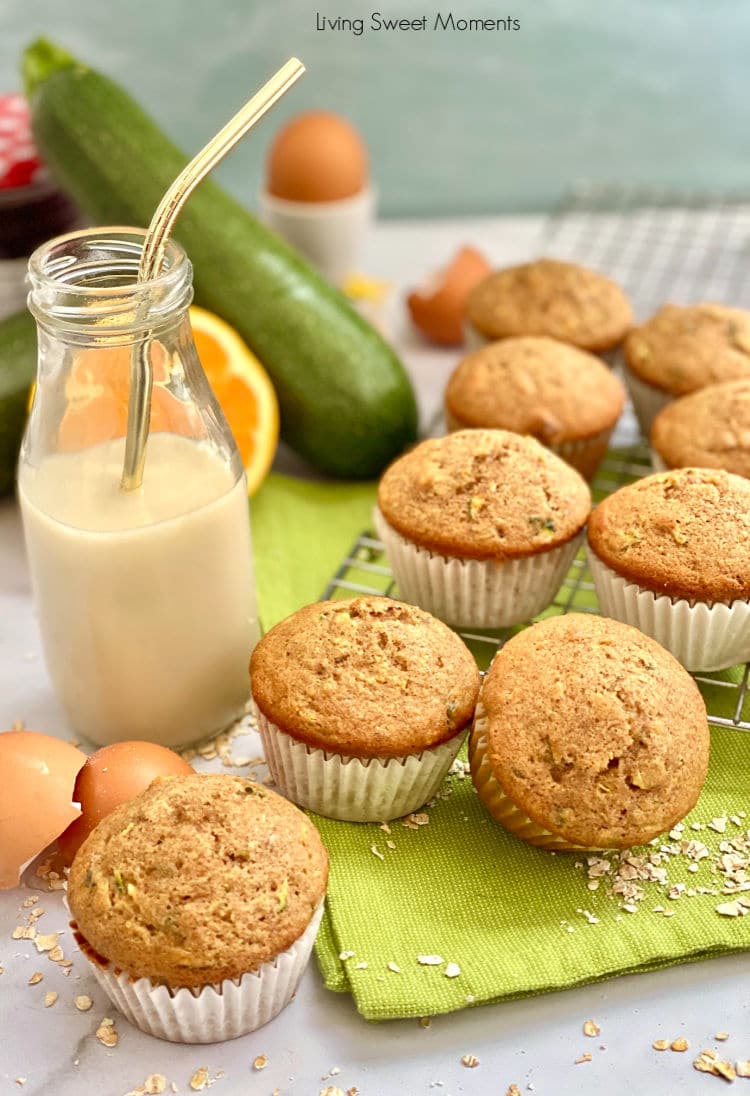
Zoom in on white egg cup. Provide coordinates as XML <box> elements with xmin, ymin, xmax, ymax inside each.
<box><xmin>258</xmin><ymin>184</ymin><xmax>376</xmax><ymax>286</ymax></box>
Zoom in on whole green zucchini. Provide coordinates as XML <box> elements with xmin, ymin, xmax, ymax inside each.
<box><xmin>0</xmin><ymin>310</ymin><xmax>36</xmax><ymax>496</ymax></box>
<box><xmin>22</xmin><ymin>39</ymin><xmax>417</xmax><ymax>478</ymax></box>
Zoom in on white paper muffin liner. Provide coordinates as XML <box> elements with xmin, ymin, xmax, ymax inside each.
<box><xmin>586</xmin><ymin>546</ymin><xmax>750</xmax><ymax>672</ymax></box>
<box><xmin>81</xmin><ymin>901</ymin><xmax>324</xmax><ymax>1044</ymax></box>
<box><xmin>374</xmin><ymin>507</ymin><xmax>583</xmax><ymax>628</ymax></box>
<box><xmin>623</xmin><ymin>366</ymin><xmax>673</xmax><ymax>437</ymax></box>
<box><xmin>469</xmin><ymin>706</ymin><xmax>597</xmax><ymax>851</ymax></box>
<box><xmin>256</xmin><ymin>709</ymin><xmax>465</xmax><ymax>822</ymax></box>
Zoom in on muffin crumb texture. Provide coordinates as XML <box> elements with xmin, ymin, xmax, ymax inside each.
<box><xmin>625</xmin><ymin>303</ymin><xmax>750</xmax><ymax>395</ymax></box>
<box><xmin>445</xmin><ymin>336</ymin><xmax>625</xmax><ymax>441</ymax></box>
<box><xmin>481</xmin><ymin>614</ymin><xmax>709</xmax><ymax>848</ymax></box>
<box><xmin>650</xmin><ymin>378</ymin><xmax>750</xmax><ymax>478</ymax></box>
<box><xmin>466</xmin><ymin>258</ymin><xmax>633</xmax><ymax>351</ymax></box>
<box><xmin>67</xmin><ymin>774</ymin><xmax>329</xmax><ymax>988</ymax></box>
<box><xmin>377</xmin><ymin>429</ymin><xmax>591</xmax><ymax>560</ymax></box>
<box><xmin>588</xmin><ymin>467</ymin><xmax>750</xmax><ymax>602</ymax></box>
<box><xmin>251</xmin><ymin>595</ymin><xmax>480</xmax><ymax>756</ymax></box>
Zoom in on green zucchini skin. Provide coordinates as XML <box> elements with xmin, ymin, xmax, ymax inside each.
<box><xmin>24</xmin><ymin>41</ymin><xmax>418</xmax><ymax>478</ymax></box>
<box><xmin>0</xmin><ymin>309</ymin><xmax>36</xmax><ymax>496</ymax></box>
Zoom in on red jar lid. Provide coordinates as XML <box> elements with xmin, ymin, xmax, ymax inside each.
<box><xmin>0</xmin><ymin>93</ymin><xmax>45</xmax><ymax>190</ymax></box>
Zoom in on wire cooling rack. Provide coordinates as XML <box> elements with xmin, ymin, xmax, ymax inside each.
<box><xmin>321</xmin><ymin>186</ymin><xmax>750</xmax><ymax>733</ymax></box>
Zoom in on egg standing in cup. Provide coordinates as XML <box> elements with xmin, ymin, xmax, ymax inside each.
<box><xmin>67</xmin><ymin>774</ymin><xmax>329</xmax><ymax>1043</ymax></box>
<box><xmin>258</xmin><ymin>110</ymin><xmax>374</xmax><ymax>285</ymax></box>
<box><xmin>251</xmin><ymin>595</ymin><xmax>481</xmax><ymax>821</ymax></box>
<box><xmin>470</xmin><ymin>614</ymin><xmax>710</xmax><ymax>851</ymax></box>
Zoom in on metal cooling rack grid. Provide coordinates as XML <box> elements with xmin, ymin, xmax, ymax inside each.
<box><xmin>321</xmin><ymin>443</ymin><xmax>750</xmax><ymax>733</ymax></box>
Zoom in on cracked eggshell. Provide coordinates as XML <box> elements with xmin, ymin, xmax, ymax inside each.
<box><xmin>0</xmin><ymin>730</ymin><xmax>86</xmax><ymax>889</ymax></box>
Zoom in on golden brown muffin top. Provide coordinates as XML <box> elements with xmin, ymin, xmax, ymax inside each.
<box><xmin>466</xmin><ymin>259</ymin><xmax>633</xmax><ymax>352</ymax></box>
<box><xmin>624</xmin><ymin>303</ymin><xmax>750</xmax><ymax>395</ymax></box>
<box><xmin>445</xmin><ymin>336</ymin><xmax>625</xmax><ymax>441</ymax></box>
<box><xmin>377</xmin><ymin>429</ymin><xmax>591</xmax><ymax>560</ymax></box>
<box><xmin>251</xmin><ymin>595</ymin><xmax>480</xmax><ymax>757</ymax></box>
<box><xmin>67</xmin><ymin>774</ymin><xmax>329</xmax><ymax>989</ymax></box>
<box><xmin>587</xmin><ymin>467</ymin><xmax>750</xmax><ymax>603</ymax></box>
<box><xmin>481</xmin><ymin>613</ymin><xmax>709</xmax><ymax>849</ymax></box>
<box><xmin>650</xmin><ymin>379</ymin><xmax>750</xmax><ymax>479</ymax></box>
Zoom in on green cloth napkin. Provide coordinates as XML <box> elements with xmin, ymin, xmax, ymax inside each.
<box><xmin>251</xmin><ymin>470</ymin><xmax>750</xmax><ymax>1022</ymax></box>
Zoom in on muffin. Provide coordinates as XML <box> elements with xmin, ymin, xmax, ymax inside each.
<box><xmin>375</xmin><ymin>429</ymin><xmax>591</xmax><ymax>628</ymax></box>
<box><xmin>67</xmin><ymin>774</ymin><xmax>329</xmax><ymax>1043</ymax></box>
<box><xmin>650</xmin><ymin>379</ymin><xmax>750</xmax><ymax>478</ymax></box>
<box><xmin>465</xmin><ymin>258</ymin><xmax>633</xmax><ymax>359</ymax></box>
<box><xmin>251</xmin><ymin>595</ymin><xmax>481</xmax><ymax>821</ymax></box>
<box><xmin>624</xmin><ymin>303</ymin><xmax>750</xmax><ymax>435</ymax></box>
<box><xmin>587</xmin><ymin>468</ymin><xmax>750</xmax><ymax>671</ymax></box>
<box><xmin>469</xmin><ymin>613</ymin><xmax>709</xmax><ymax>850</ymax></box>
<box><xmin>444</xmin><ymin>335</ymin><xmax>625</xmax><ymax>479</ymax></box>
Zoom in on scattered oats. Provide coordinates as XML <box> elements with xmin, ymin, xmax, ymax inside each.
<box><xmin>417</xmin><ymin>955</ymin><xmax>444</xmax><ymax>966</ymax></box>
<box><xmin>387</xmin><ymin>961</ymin><xmax>401</xmax><ymax>974</ymax></box>
<box><xmin>44</xmin><ymin>990</ymin><xmax>58</xmax><ymax>1007</ymax></box>
<box><xmin>653</xmin><ymin>1040</ymin><xmax>670</xmax><ymax>1051</ymax></box>
<box><xmin>688</xmin><ymin>863</ymin><xmax>700</xmax><ymax>873</ymax></box>
<box><xmin>319</xmin><ymin>1088</ymin><xmax>344</xmax><ymax>1096</ymax></box>
<box><xmin>653</xmin><ymin>905</ymin><xmax>665</xmax><ymax>913</ymax></box>
<box><xmin>714</xmin><ymin>1060</ymin><xmax>737</xmax><ymax>1082</ymax></box>
<box><xmin>412</xmin><ymin>812</ymin><xmax>429</xmax><ymax>826</ymax></box>
<box><xmin>671</xmin><ymin>1038</ymin><xmax>689</xmax><ymax>1052</ymax></box>
<box><xmin>96</xmin><ymin>1017</ymin><xmax>119</xmax><ymax>1047</ymax></box>
<box><xmin>575</xmin><ymin>1053</ymin><xmax>593</xmax><ymax>1064</ymax></box>
<box><xmin>12</xmin><ymin>925</ymin><xmax>36</xmax><ymax>940</ymax></box>
<box><xmin>143</xmin><ymin>1077</ymin><xmax>168</xmax><ymax>1095</ymax></box>
<box><xmin>189</xmin><ymin>1068</ymin><xmax>209</xmax><ymax>1091</ymax></box>
<box><xmin>668</xmin><ymin>884</ymin><xmax>686</xmax><ymax>900</ymax></box>
<box><xmin>709</xmin><ymin>816</ymin><xmax>728</xmax><ymax>833</ymax></box>
<box><xmin>329</xmin><ymin>1068</ymin><xmax>341</xmax><ymax>1076</ymax></box>
<box><xmin>583</xmin><ymin>1019</ymin><xmax>601</xmax><ymax>1037</ymax></box>
<box><xmin>419</xmin><ymin>1017</ymin><xmax>432</xmax><ymax>1028</ymax></box>
<box><xmin>691</xmin><ymin>822</ymin><xmax>703</xmax><ymax>831</ymax></box>
<box><xmin>379</xmin><ymin>823</ymin><xmax>392</xmax><ymax>834</ymax></box>
<box><xmin>716</xmin><ymin>900</ymin><xmax>746</xmax><ymax>917</ymax></box>
<box><xmin>444</xmin><ymin>962</ymin><xmax>461</xmax><ymax>978</ymax></box>
<box><xmin>736</xmin><ymin>1060</ymin><xmax>750</xmax><ymax>1078</ymax></box>
<box><xmin>587</xmin><ymin>880</ymin><xmax>600</xmax><ymax>891</ymax></box>
<box><xmin>461</xmin><ymin>1054</ymin><xmax>480</xmax><ymax>1068</ymax></box>
<box><xmin>670</xmin><ymin>824</ymin><xmax>685</xmax><ymax>839</ymax></box>
<box><xmin>14</xmin><ymin>1079</ymin><xmax>26</xmax><ymax>1087</ymax></box>
<box><xmin>370</xmin><ymin>845</ymin><xmax>384</xmax><ymax>861</ymax></box>
<box><xmin>355</xmin><ymin>961</ymin><xmax>368</xmax><ymax>969</ymax></box>
<box><xmin>339</xmin><ymin>950</ymin><xmax>355</xmax><ymax>960</ymax></box>
<box><xmin>622</xmin><ymin>904</ymin><xmax>638</xmax><ymax>914</ymax></box>
<box><xmin>171</xmin><ymin>1086</ymin><xmax>178</xmax><ymax>1094</ymax></box>
<box><xmin>466</xmin><ymin>994</ymin><xmax>475</xmax><ymax>1003</ymax></box>
<box><xmin>662</xmin><ymin>910</ymin><xmax>675</xmax><ymax>918</ymax></box>
<box><xmin>22</xmin><ymin>896</ymin><xmax>39</xmax><ymax>909</ymax></box>
<box><xmin>48</xmin><ymin>945</ymin><xmax>65</xmax><ymax>962</ymax></box>
<box><xmin>75</xmin><ymin>994</ymin><xmax>93</xmax><ymax>1011</ymax></box>
<box><xmin>505</xmin><ymin>1087</ymin><xmax>521</xmax><ymax>1096</ymax></box>
<box><xmin>34</xmin><ymin>932</ymin><xmax>59</xmax><ymax>952</ymax></box>
<box><xmin>346</xmin><ymin>1089</ymin><xmax>360</xmax><ymax>1096</ymax></box>
<box><xmin>386</xmin><ymin>840</ymin><xmax>396</xmax><ymax>850</ymax></box>
<box><xmin>715</xmin><ymin>1032</ymin><xmax>730</xmax><ymax>1041</ymax></box>
<box><xmin>253</xmin><ymin>1055</ymin><xmax>267</xmax><ymax>1071</ymax></box>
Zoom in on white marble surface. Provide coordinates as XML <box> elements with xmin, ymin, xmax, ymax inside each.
<box><xmin>1</xmin><ymin>216</ymin><xmax>747</xmax><ymax>1096</ymax></box>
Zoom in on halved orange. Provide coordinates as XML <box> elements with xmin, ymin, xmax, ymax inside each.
<box><xmin>189</xmin><ymin>305</ymin><xmax>279</xmax><ymax>495</ymax></box>
<box><xmin>54</xmin><ymin>308</ymin><xmax>279</xmax><ymax>495</ymax></box>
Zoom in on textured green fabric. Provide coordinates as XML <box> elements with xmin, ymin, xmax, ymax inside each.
<box><xmin>251</xmin><ymin>468</ymin><xmax>750</xmax><ymax>1022</ymax></box>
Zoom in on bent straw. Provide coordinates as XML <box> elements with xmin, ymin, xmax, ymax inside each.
<box><xmin>121</xmin><ymin>57</ymin><xmax>305</xmax><ymax>492</ymax></box>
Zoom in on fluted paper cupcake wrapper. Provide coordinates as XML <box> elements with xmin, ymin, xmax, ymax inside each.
<box><xmin>469</xmin><ymin>708</ymin><xmax>595</xmax><ymax>851</ymax></box>
<box><xmin>257</xmin><ymin>710</ymin><xmax>465</xmax><ymax>822</ymax></box>
<box><xmin>623</xmin><ymin>367</ymin><xmax>673</xmax><ymax>437</ymax></box>
<box><xmin>83</xmin><ymin>903</ymin><xmax>324</xmax><ymax>1044</ymax></box>
<box><xmin>586</xmin><ymin>547</ymin><xmax>750</xmax><ymax>672</ymax></box>
<box><xmin>445</xmin><ymin>411</ymin><xmax>613</xmax><ymax>481</ymax></box>
<box><xmin>374</xmin><ymin>508</ymin><xmax>583</xmax><ymax>628</ymax></box>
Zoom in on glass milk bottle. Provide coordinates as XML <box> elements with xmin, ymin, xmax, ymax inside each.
<box><xmin>18</xmin><ymin>227</ymin><xmax>260</xmax><ymax>748</ymax></box>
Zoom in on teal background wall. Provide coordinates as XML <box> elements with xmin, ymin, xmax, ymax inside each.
<box><xmin>0</xmin><ymin>1</ymin><xmax>746</xmax><ymax>216</ymax></box>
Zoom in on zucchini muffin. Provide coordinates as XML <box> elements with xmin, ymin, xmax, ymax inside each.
<box><xmin>469</xmin><ymin>614</ymin><xmax>709</xmax><ymax>850</ymax></box>
<box><xmin>587</xmin><ymin>467</ymin><xmax>750</xmax><ymax>671</ymax></box>
<box><xmin>650</xmin><ymin>378</ymin><xmax>750</xmax><ymax>478</ymax></box>
<box><xmin>624</xmin><ymin>303</ymin><xmax>750</xmax><ymax>435</ymax></box>
<box><xmin>444</xmin><ymin>335</ymin><xmax>625</xmax><ymax>479</ymax></box>
<box><xmin>465</xmin><ymin>258</ymin><xmax>633</xmax><ymax>357</ymax></box>
<box><xmin>375</xmin><ymin>429</ymin><xmax>591</xmax><ymax>627</ymax></box>
<box><xmin>251</xmin><ymin>595</ymin><xmax>481</xmax><ymax>821</ymax></box>
<box><xmin>68</xmin><ymin>774</ymin><xmax>329</xmax><ymax>1042</ymax></box>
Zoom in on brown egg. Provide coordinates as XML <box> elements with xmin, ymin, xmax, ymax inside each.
<box><xmin>57</xmin><ymin>741</ymin><xmax>193</xmax><ymax>866</ymax></box>
<box><xmin>266</xmin><ymin>110</ymin><xmax>368</xmax><ymax>203</ymax></box>
<box><xmin>0</xmin><ymin>730</ymin><xmax>86</xmax><ymax>889</ymax></box>
<box><xmin>407</xmin><ymin>246</ymin><xmax>492</xmax><ymax>346</ymax></box>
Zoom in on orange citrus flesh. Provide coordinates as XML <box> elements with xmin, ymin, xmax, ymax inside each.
<box><xmin>55</xmin><ymin>307</ymin><xmax>279</xmax><ymax>495</ymax></box>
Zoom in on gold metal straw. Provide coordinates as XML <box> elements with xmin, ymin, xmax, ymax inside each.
<box><xmin>121</xmin><ymin>57</ymin><xmax>305</xmax><ymax>492</ymax></box>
